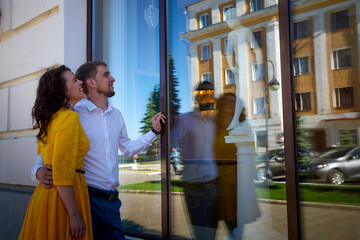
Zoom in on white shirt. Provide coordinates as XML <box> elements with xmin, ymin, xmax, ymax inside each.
<box><xmin>32</xmin><ymin>99</ymin><xmax>157</xmax><ymax>191</ymax></box>
<box><xmin>170</xmin><ymin>110</ymin><xmax>218</xmax><ymax>183</ymax></box>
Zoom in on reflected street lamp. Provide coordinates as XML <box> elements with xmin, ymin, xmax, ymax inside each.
<box><xmin>267</xmin><ymin>60</ymin><xmax>280</xmax><ymax>91</ymax></box>
<box><xmin>264</xmin><ymin>59</ymin><xmax>280</xmax><ymax>184</ymax></box>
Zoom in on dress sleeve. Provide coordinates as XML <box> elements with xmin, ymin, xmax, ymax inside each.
<box><xmin>52</xmin><ymin>112</ymin><xmax>80</xmax><ymax>186</ymax></box>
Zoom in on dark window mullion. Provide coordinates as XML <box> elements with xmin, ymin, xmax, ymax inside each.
<box><xmin>278</xmin><ymin>0</ymin><xmax>302</xmax><ymax>239</ymax></box>
<box><xmin>159</xmin><ymin>0</ymin><xmax>170</xmax><ymax>239</ymax></box>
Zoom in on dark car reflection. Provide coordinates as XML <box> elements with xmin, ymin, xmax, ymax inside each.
<box><xmin>299</xmin><ymin>146</ymin><xmax>360</xmax><ymax>185</ymax></box>
<box><xmin>255</xmin><ymin>149</ymin><xmax>320</xmax><ymax>182</ymax></box>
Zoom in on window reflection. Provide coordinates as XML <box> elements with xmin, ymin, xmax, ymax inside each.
<box><xmin>292</xmin><ymin>0</ymin><xmax>360</xmax><ymax>239</ymax></box>
<box><xmin>170</xmin><ymin>0</ymin><xmax>286</xmax><ymax>239</ymax></box>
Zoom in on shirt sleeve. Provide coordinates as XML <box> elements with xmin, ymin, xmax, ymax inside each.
<box><xmin>118</xmin><ymin>113</ymin><xmax>157</xmax><ymax>158</ymax></box>
<box><xmin>52</xmin><ymin>112</ymin><xmax>80</xmax><ymax>186</ymax></box>
<box><xmin>170</xmin><ymin>115</ymin><xmax>185</xmax><ymax>149</ymax></box>
<box><xmin>31</xmin><ymin>153</ymin><xmax>45</xmax><ymax>182</ymax></box>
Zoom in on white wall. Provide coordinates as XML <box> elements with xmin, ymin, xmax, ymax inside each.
<box><xmin>0</xmin><ymin>0</ymin><xmax>87</xmax><ymax>187</ymax></box>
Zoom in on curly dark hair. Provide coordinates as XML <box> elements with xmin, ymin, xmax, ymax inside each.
<box><xmin>32</xmin><ymin>65</ymin><xmax>71</xmax><ymax>144</ymax></box>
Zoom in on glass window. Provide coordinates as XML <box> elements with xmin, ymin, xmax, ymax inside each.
<box><xmin>168</xmin><ymin>1</ymin><xmax>286</xmax><ymax>239</ymax></box>
<box><xmin>252</xmin><ymin>30</ymin><xmax>263</xmax><ymax>48</ymax></box>
<box><xmin>295</xmin><ymin>92</ymin><xmax>311</xmax><ymax>111</ymax></box>
<box><xmin>293</xmin><ymin>56</ymin><xmax>310</xmax><ymax>75</ymax></box>
<box><xmin>199</xmin><ymin>13</ymin><xmax>209</xmax><ymax>28</ymax></box>
<box><xmin>202</xmin><ymin>72</ymin><xmax>212</xmax><ymax>83</ymax></box>
<box><xmin>332</xmin><ymin>48</ymin><xmax>352</xmax><ymax>69</ymax></box>
<box><xmin>92</xmin><ymin>0</ymin><xmax>161</xmax><ymax>238</ymax></box>
<box><xmin>334</xmin><ymin>87</ymin><xmax>354</xmax><ymax>108</ymax></box>
<box><xmin>295</xmin><ymin>4</ymin><xmax>360</xmax><ymax>239</ymax></box>
<box><xmin>224</xmin><ymin>38</ymin><xmax>235</xmax><ymax>55</ymax></box>
<box><xmin>253</xmin><ymin>97</ymin><xmax>266</xmax><ymax>114</ymax></box>
<box><xmin>201</xmin><ymin>44</ymin><xmax>210</xmax><ymax>60</ymax></box>
<box><xmin>331</xmin><ymin>9</ymin><xmax>350</xmax><ymax>30</ymax></box>
<box><xmin>223</xmin><ymin>4</ymin><xmax>235</xmax><ymax>21</ymax></box>
<box><xmin>252</xmin><ymin>63</ymin><xmax>264</xmax><ymax>81</ymax></box>
<box><xmin>294</xmin><ymin>20</ymin><xmax>310</xmax><ymax>39</ymax></box>
<box><xmin>256</xmin><ymin>131</ymin><xmax>268</xmax><ymax>147</ymax></box>
<box><xmin>225</xmin><ymin>69</ymin><xmax>235</xmax><ymax>84</ymax></box>
<box><xmin>250</xmin><ymin>0</ymin><xmax>263</xmax><ymax>12</ymax></box>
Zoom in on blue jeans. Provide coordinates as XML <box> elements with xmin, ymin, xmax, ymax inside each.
<box><xmin>88</xmin><ymin>186</ymin><xmax>125</xmax><ymax>240</ymax></box>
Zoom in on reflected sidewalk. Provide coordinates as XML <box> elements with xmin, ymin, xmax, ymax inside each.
<box><xmin>119</xmin><ymin>191</ymin><xmax>360</xmax><ymax>240</ymax></box>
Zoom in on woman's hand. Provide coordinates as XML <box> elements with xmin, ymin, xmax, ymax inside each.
<box><xmin>69</xmin><ymin>212</ymin><xmax>86</xmax><ymax>238</ymax></box>
<box><xmin>57</xmin><ymin>185</ymin><xmax>86</xmax><ymax>238</ymax></box>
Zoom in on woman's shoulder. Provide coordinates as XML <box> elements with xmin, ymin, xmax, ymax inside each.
<box><xmin>56</xmin><ymin>108</ymin><xmax>80</xmax><ymax>123</ymax></box>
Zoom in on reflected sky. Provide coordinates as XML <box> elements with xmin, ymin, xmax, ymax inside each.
<box><xmin>105</xmin><ymin>0</ymin><xmax>199</xmax><ymax>140</ymax></box>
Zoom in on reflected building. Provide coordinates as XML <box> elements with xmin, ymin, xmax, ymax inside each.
<box><xmin>181</xmin><ymin>0</ymin><xmax>360</xmax><ymax>152</ymax></box>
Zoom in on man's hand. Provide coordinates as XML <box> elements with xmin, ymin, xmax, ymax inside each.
<box><xmin>36</xmin><ymin>165</ymin><xmax>53</xmax><ymax>188</ymax></box>
<box><xmin>152</xmin><ymin>112</ymin><xmax>166</xmax><ymax>132</ymax></box>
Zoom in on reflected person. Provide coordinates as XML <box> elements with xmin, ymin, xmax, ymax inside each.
<box><xmin>171</xmin><ymin>81</ymin><xmax>219</xmax><ymax>240</ymax></box>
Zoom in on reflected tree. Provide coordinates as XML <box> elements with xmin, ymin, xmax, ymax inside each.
<box><xmin>169</xmin><ymin>54</ymin><xmax>181</xmax><ymax>115</ymax></box>
<box><xmin>339</xmin><ymin>129</ymin><xmax>356</xmax><ymax>146</ymax></box>
<box><xmin>140</xmin><ymin>55</ymin><xmax>181</xmax><ymax>159</ymax></box>
<box><xmin>276</xmin><ymin>115</ymin><xmax>314</xmax><ymax>163</ymax></box>
<box><xmin>140</xmin><ymin>85</ymin><xmax>160</xmax><ymax>159</ymax></box>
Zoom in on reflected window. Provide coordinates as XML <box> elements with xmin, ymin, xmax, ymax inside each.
<box><xmin>295</xmin><ymin>92</ymin><xmax>311</xmax><ymax>111</ymax></box>
<box><xmin>199</xmin><ymin>13</ymin><xmax>209</xmax><ymax>29</ymax></box>
<box><xmin>252</xmin><ymin>63</ymin><xmax>264</xmax><ymax>81</ymax></box>
<box><xmin>331</xmin><ymin>9</ymin><xmax>350</xmax><ymax>30</ymax></box>
<box><xmin>225</xmin><ymin>69</ymin><xmax>235</xmax><ymax>85</ymax></box>
<box><xmin>251</xmin><ymin>30</ymin><xmax>263</xmax><ymax>48</ymax></box>
<box><xmin>334</xmin><ymin>87</ymin><xmax>354</xmax><ymax>108</ymax></box>
<box><xmin>332</xmin><ymin>48</ymin><xmax>352</xmax><ymax>69</ymax></box>
<box><xmin>253</xmin><ymin>97</ymin><xmax>266</xmax><ymax>115</ymax></box>
<box><xmin>249</xmin><ymin>0</ymin><xmax>263</xmax><ymax>12</ymax></box>
<box><xmin>294</xmin><ymin>20</ymin><xmax>310</xmax><ymax>39</ymax></box>
<box><xmin>201</xmin><ymin>44</ymin><xmax>211</xmax><ymax>60</ymax></box>
<box><xmin>256</xmin><ymin>131</ymin><xmax>267</xmax><ymax>147</ymax></box>
<box><xmin>294</xmin><ymin>56</ymin><xmax>310</xmax><ymax>75</ymax></box>
<box><xmin>202</xmin><ymin>73</ymin><xmax>212</xmax><ymax>83</ymax></box>
<box><xmin>224</xmin><ymin>38</ymin><xmax>235</xmax><ymax>55</ymax></box>
<box><xmin>223</xmin><ymin>4</ymin><xmax>235</xmax><ymax>21</ymax></box>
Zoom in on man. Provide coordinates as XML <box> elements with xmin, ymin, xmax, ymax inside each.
<box><xmin>170</xmin><ymin>81</ymin><xmax>219</xmax><ymax>240</ymax></box>
<box><xmin>32</xmin><ymin>61</ymin><xmax>165</xmax><ymax>240</ymax></box>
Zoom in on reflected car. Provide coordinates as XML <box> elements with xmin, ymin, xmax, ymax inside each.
<box><xmin>255</xmin><ymin>148</ymin><xmax>320</xmax><ymax>182</ymax></box>
<box><xmin>299</xmin><ymin>146</ymin><xmax>360</xmax><ymax>185</ymax></box>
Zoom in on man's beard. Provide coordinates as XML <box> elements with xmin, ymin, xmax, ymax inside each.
<box><xmin>97</xmin><ymin>87</ymin><xmax>115</xmax><ymax>97</ymax></box>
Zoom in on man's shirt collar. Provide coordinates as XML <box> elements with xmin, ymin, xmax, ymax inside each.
<box><xmin>82</xmin><ymin>98</ymin><xmax>113</xmax><ymax>114</ymax></box>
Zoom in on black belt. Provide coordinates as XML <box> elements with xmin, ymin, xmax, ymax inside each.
<box><xmin>87</xmin><ymin>186</ymin><xmax>119</xmax><ymax>202</ymax></box>
<box><xmin>49</xmin><ymin>168</ymin><xmax>85</xmax><ymax>174</ymax></box>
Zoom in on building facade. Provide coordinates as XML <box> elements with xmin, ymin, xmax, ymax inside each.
<box><xmin>182</xmin><ymin>0</ymin><xmax>360</xmax><ymax>152</ymax></box>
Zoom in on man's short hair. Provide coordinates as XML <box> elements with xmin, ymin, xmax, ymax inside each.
<box><xmin>76</xmin><ymin>61</ymin><xmax>107</xmax><ymax>94</ymax></box>
<box><xmin>195</xmin><ymin>81</ymin><xmax>213</xmax><ymax>91</ymax></box>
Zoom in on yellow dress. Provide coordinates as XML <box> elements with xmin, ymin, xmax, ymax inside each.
<box><xmin>19</xmin><ymin>108</ymin><xmax>93</xmax><ymax>240</ymax></box>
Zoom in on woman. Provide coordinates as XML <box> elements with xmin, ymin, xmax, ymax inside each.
<box><xmin>19</xmin><ymin>66</ymin><xmax>93</xmax><ymax>239</ymax></box>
